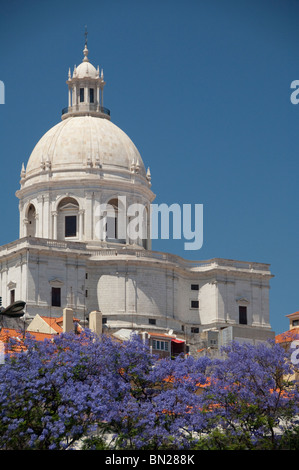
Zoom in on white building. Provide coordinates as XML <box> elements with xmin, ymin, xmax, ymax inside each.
<box><xmin>0</xmin><ymin>40</ymin><xmax>275</xmax><ymax>351</ymax></box>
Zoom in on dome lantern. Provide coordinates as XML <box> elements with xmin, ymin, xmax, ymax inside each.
<box><xmin>62</xmin><ymin>30</ymin><xmax>110</xmax><ymax>120</ymax></box>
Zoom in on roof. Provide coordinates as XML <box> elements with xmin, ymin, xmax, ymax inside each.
<box><xmin>147</xmin><ymin>331</ymin><xmax>185</xmax><ymax>343</ymax></box>
<box><xmin>0</xmin><ymin>327</ymin><xmax>53</xmax><ymax>342</ymax></box>
<box><xmin>25</xmin><ymin>116</ymin><xmax>146</xmax><ymax>183</ymax></box>
<box><xmin>39</xmin><ymin>315</ymin><xmax>80</xmax><ymax>333</ymax></box>
<box><xmin>275</xmin><ymin>327</ymin><xmax>299</xmax><ymax>344</ymax></box>
<box><xmin>26</xmin><ymin>314</ymin><xmax>81</xmax><ymax>336</ymax></box>
<box><xmin>0</xmin><ymin>327</ymin><xmax>53</xmax><ymax>356</ymax></box>
<box><xmin>286</xmin><ymin>311</ymin><xmax>299</xmax><ymax>319</ymax></box>
<box><xmin>39</xmin><ymin>316</ymin><xmax>64</xmax><ymax>334</ymax></box>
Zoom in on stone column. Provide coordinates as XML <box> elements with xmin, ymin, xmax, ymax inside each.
<box><xmin>52</xmin><ymin>211</ymin><xmax>58</xmax><ymax>239</ymax></box>
<box><xmin>68</xmin><ymin>86</ymin><xmax>71</xmax><ymax>107</ymax></box>
<box><xmin>96</xmin><ymin>85</ymin><xmax>100</xmax><ymax>107</ymax></box>
<box><xmin>85</xmin><ymin>192</ymin><xmax>94</xmax><ymax>240</ymax></box>
<box><xmin>43</xmin><ymin>195</ymin><xmax>50</xmax><ymax>239</ymax></box>
<box><xmin>72</xmin><ymin>85</ymin><xmax>76</xmax><ymax>107</ymax></box>
<box><xmin>79</xmin><ymin>210</ymin><xmax>84</xmax><ymax>240</ymax></box>
<box><xmin>23</xmin><ymin>219</ymin><xmax>29</xmax><ymax>238</ymax></box>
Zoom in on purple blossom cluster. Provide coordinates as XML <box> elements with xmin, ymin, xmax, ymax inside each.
<box><xmin>0</xmin><ymin>331</ymin><xmax>298</xmax><ymax>450</ymax></box>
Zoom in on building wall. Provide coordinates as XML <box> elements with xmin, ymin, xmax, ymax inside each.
<box><xmin>0</xmin><ymin>240</ymin><xmax>274</xmax><ymax>343</ymax></box>
<box><xmin>18</xmin><ymin>184</ymin><xmax>152</xmax><ymax>248</ymax></box>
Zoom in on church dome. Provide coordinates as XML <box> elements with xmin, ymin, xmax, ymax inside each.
<box><xmin>25</xmin><ymin>115</ymin><xmax>146</xmax><ymax>180</ymax></box>
<box><xmin>20</xmin><ymin>37</ymin><xmax>151</xmax><ymax>189</ymax></box>
<box><xmin>16</xmin><ymin>34</ymin><xmax>154</xmax><ymax>249</ymax></box>
<box><xmin>75</xmin><ymin>60</ymin><xmax>98</xmax><ymax>79</ymax></box>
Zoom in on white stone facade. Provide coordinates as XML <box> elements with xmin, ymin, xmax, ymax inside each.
<box><xmin>0</xmin><ymin>41</ymin><xmax>275</xmax><ymax>348</ymax></box>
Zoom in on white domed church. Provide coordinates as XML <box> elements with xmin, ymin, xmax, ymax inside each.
<box><xmin>0</xmin><ymin>40</ymin><xmax>275</xmax><ymax>350</ymax></box>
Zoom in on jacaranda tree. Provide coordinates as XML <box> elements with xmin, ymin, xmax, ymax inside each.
<box><xmin>0</xmin><ymin>330</ymin><xmax>298</xmax><ymax>450</ymax></box>
<box><xmin>194</xmin><ymin>340</ymin><xmax>299</xmax><ymax>449</ymax></box>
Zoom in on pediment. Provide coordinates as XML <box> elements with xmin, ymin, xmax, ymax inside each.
<box><xmin>60</xmin><ymin>203</ymin><xmax>79</xmax><ymax>211</ymax></box>
<box><xmin>49</xmin><ymin>278</ymin><xmax>64</xmax><ymax>287</ymax></box>
<box><xmin>236</xmin><ymin>297</ymin><xmax>250</xmax><ymax>304</ymax></box>
<box><xmin>7</xmin><ymin>281</ymin><xmax>17</xmax><ymax>289</ymax></box>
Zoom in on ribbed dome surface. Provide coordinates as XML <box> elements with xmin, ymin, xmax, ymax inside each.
<box><xmin>75</xmin><ymin>60</ymin><xmax>97</xmax><ymax>78</ymax></box>
<box><xmin>25</xmin><ymin>115</ymin><xmax>145</xmax><ymax>178</ymax></box>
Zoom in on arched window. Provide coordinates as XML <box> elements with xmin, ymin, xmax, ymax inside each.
<box><xmin>57</xmin><ymin>197</ymin><xmax>79</xmax><ymax>240</ymax></box>
<box><xmin>27</xmin><ymin>204</ymin><xmax>36</xmax><ymax>237</ymax></box>
<box><xmin>106</xmin><ymin>198</ymin><xmax>126</xmax><ymax>244</ymax></box>
<box><xmin>106</xmin><ymin>198</ymin><xmax>118</xmax><ymax>241</ymax></box>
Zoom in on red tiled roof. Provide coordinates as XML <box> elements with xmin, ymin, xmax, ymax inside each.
<box><xmin>286</xmin><ymin>311</ymin><xmax>299</xmax><ymax>318</ymax></box>
<box><xmin>147</xmin><ymin>331</ymin><xmax>185</xmax><ymax>342</ymax></box>
<box><xmin>276</xmin><ymin>327</ymin><xmax>299</xmax><ymax>344</ymax></box>
<box><xmin>34</xmin><ymin>315</ymin><xmax>80</xmax><ymax>334</ymax></box>
<box><xmin>0</xmin><ymin>327</ymin><xmax>53</xmax><ymax>355</ymax></box>
<box><xmin>39</xmin><ymin>316</ymin><xmax>63</xmax><ymax>333</ymax></box>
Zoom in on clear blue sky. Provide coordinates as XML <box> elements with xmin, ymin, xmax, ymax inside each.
<box><xmin>0</xmin><ymin>0</ymin><xmax>298</xmax><ymax>335</ymax></box>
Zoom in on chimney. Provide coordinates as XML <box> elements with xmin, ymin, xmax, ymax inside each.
<box><xmin>63</xmin><ymin>307</ymin><xmax>74</xmax><ymax>333</ymax></box>
<box><xmin>89</xmin><ymin>310</ymin><xmax>102</xmax><ymax>336</ymax></box>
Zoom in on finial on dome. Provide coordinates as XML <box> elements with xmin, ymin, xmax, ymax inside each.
<box><xmin>20</xmin><ymin>163</ymin><xmax>26</xmax><ymax>179</ymax></box>
<box><xmin>83</xmin><ymin>25</ymin><xmax>89</xmax><ymax>62</ymax></box>
<box><xmin>146</xmin><ymin>167</ymin><xmax>151</xmax><ymax>185</ymax></box>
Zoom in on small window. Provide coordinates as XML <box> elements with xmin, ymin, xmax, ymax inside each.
<box><xmin>152</xmin><ymin>340</ymin><xmax>169</xmax><ymax>351</ymax></box>
<box><xmin>89</xmin><ymin>88</ymin><xmax>94</xmax><ymax>103</ymax></box>
<box><xmin>80</xmin><ymin>88</ymin><xmax>84</xmax><ymax>102</ymax></box>
<box><xmin>292</xmin><ymin>320</ymin><xmax>299</xmax><ymax>327</ymax></box>
<box><xmin>85</xmin><ymin>290</ymin><xmax>88</xmax><ymax>298</ymax></box>
<box><xmin>10</xmin><ymin>289</ymin><xmax>15</xmax><ymax>305</ymax></box>
<box><xmin>191</xmin><ymin>327</ymin><xmax>199</xmax><ymax>334</ymax></box>
<box><xmin>51</xmin><ymin>287</ymin><xmax>61</xmax><ymax>307</ymax></box>
<box><xmin>102</xmin><ymin>318</ymin><xmax>107</xmax><ymax>324</ymax></box>
<box><xmin>85</xmin><ymin>273</ymin><xmax>88</xmax><ymax>280</ymax></box>
<box><xmin>149</xmin><ymin>318</ymin><xmax>156</xmax><ymax>325</ymax></box>
<box><xmin>191</xmin><ymin>300</ymin><xmax>199</xmax><ymax>309</ymax></box>
<box><xmin>65</xmin><ymin>216</ymin><xmax>77</xmax><ymax>237</ymax></box>
<box><xmin>191</xmin><ymin>284</ymin><xmax>199</xmax><ymax>290</ymax></box>
<box><xmin>239</xmin><ymin>306</ymin><xmax>247</xmax><ymax>325</ymax></box>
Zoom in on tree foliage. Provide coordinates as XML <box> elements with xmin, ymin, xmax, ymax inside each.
<box><xmin>0</xmin><ymin>331</ymin><xmax>298</xmax><ymax>450</ymax></box>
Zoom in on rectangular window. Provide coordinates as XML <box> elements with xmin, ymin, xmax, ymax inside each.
<box><xmin>51</xmin><ymin>287</ymin><xmax>61</xmax><ymax>307</ymax></box>
<box><xmin>85</xmin><ymin>290</ymin><xmax>88</xmax><ymax>298</ymax></box>
<box><xmin>89</xmin><ymin>88</ymin><xmax>94</xmax><ymax>103</ymax></box>
<box><xmin>191</xmin><ymin>327</ymin><xmax>199</xmax><ymax>334</ymax></box>
<box><xmin>149</xmin><ymin>318</ymin><xmax>156</xmax><ymax>325</ymax></box>
<box><xmin>10</xmin><ymin>289</ymin><xmax>15</xmax><ymax>304</ymax></box>
<box><xmin>80</xmin><ymin>88</ymin><xmax>84</xmax><ymax>102</ymax></box>
<box><xmin>106</xmin><ymin>216</ymin><xmax>117</xmax><ymax>239</ymax></box>
<box><xmin>65</xmin><ymin>216</ymin><xmax>77</xmax><ymax>237</ymax></box>
<box><xmin>191</xmin><ymin>284</ymin><xmax>199</xmax><ymax>290</ymax></box>
<box><xmin>152</xmin><ymin>340</ymin><xmax>169</xmax><ymax>351</ymax></box>
<box><xmin>102</xmin><ymin>318</ymin><xmax>107</xmax><ymax>324</ymax></box>
<box><xmin>190</xmin><ymin>300</ymin><xmax>199</xmax><ymax>309</ymax></box>
<box><xmin>239</xmin><ymin>306</ymin><xmax>247</xmax><ymax>325</ymax></box>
